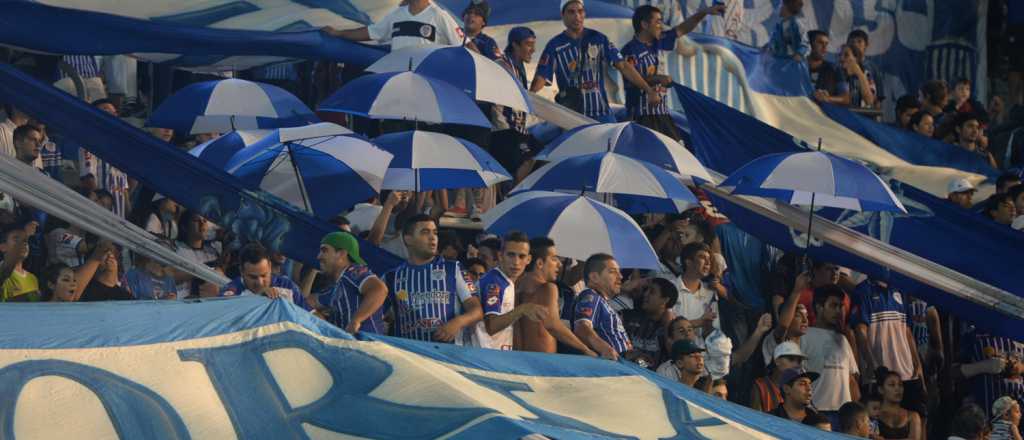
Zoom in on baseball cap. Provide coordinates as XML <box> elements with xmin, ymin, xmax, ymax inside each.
<box><xmin>992</xmin><ymin>396</ymin><xmax>1018</xmax><ymax>420</ymax></box>
<box><xmin>321</xmin><ymin>231</ymin><xmax>366</xmax><ymax>265</ymax></box>
<box><xmin>560</xmin><ymin>0</ymin><xmax>583</xmax><ymax>13</ymax></box>
<box><xmin>670</xmin><ymin>339</ymin><xmax>705</xmax><ymax>360</ymax></box>
<box><xmin>777</xmin><ymin>367</ymin><xmax>820</xmax><ymax>387</ymax></box>
<box><xmin>773</xmin><ymin>340</ymin><xmax>807</xmax><ymax>361</ymax></box>
<box><xmin>947</xmin><ymin>178</ymin><xmax>976</xmax><ymax>195</ymax></box>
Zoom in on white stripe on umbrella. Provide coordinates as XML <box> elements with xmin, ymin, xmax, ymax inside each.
<box><xmin>408</xmin><ymin>131</ymin><xmax>487</xmax><ymax>169</ymax></box>
<box><xmin>309</xmin><ymin>137</ymin><xmax>392</xmax><ymax>193</ymax></box>
<box><xmin>595</xmin><ymin>154</ymin><xmax>671</xmax><ymax>198</ymax></box>
<box><xmin>259</xmin><ymin>152</ymin><xmax>312</xmax><ymax>211</ymax></box>
<box><xmin>366</xmin><ymin>73</ymin><xmax>445</xmax><ymax>123</ymax></box>
<box><xmin>762</xmin><ymin>151</ymin><xmax>837</xmax><ymax>194</ymax></box>
<box><xmin>203</xmin><ymin>79</ymin><xmax>278</xmax><ymax>117</ymax></box>
<box><xmin>276</xmin><ymin>122</ymin><xmax>352</xmax><ymax>142</ymax></box>
<box><xmin>546</xmin><ymin>197</ymin><xmax>616</xmax><ymax>259</ymax></box>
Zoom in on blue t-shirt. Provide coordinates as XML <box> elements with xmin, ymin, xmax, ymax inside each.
<box><xmin>766</xmin><ymin>15</ymin><xmax>808</xmax><ymax>58</ymax></box>
<box><xmin>571</xmin><ymin>288</ymin><xmax>631</xmax><ymax>354</ymax></box>
<box><xmin>621</xmin><ymin>32</ymin><xmax>677</xmax><ymax>117</ymax></box>
<box><xmin>383</xmin><ymin>256</ymin><xmax>475</xmax><ymax>343</ymax></box>
<box><xmin>317</xmin><ymin>264</ymin><xmax>384</xmax><ymax>334</ymax></box>
<box><xmin>535</xmin><ymin>28</ymin><xmax>624</xmax><ymax>118</ymax></box>
<box><xmin>122</xmin><ymin>269</ymin><xmax>178</xmax><ymax>300</ymax></box>
<box><xmin>471</xmin><ymin>32</ymin><xmax>502</xmax><ymax>61</ymax></box>
<box><xmin>220</xmin><ymin>274</ymin><xmax>310</xmax><ymax>310</ymax></box>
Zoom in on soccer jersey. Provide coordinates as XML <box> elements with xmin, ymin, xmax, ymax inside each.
<box><xmin>473</xmin><ymin>268</ymin><xmax>515</xmax><ymax>350</ymax></box>
<box><xmin>535</xmin><ymin>28</ymin><xmax>623</xmax><ymax>118</ymax></box>
<box><xmin>571</xmin><ymin>289</ymin><xmax>632</xmax><ymax>354</ymax></box>
<box><xmin>317</xmin><ymin>264</ymin><xmax>384</xmax><ymax>334</ymax></box>
<box><xmin>471</xmin><ymin>32</ymin><xmax>501</xmax><ymax>60</ymax></box>
<box><xmin>960</xmin><ymin>328</ymin><xmax>1024</xmax><ymax>419</ymax></box>
<box><xmin>850</xmin><ymin>282</ymin><xmax>915</xmax><ymax>381</ymax></box>
<box><xmin>46</xmin><ymin>228</ymin><xmax>85</xmax><ymax>268</ymax></box>
<box><xmin>122</xmin><ymin>269</ymin><xmax>177</xmax><ymax>300</ymax></box>
<box><xmin>384</xmin><ymin>256</ymin><xmax>475</xmax><ymax>344</ymax></box>
<box><xmin>621</xmin><ymin>32</ymin><xmax>677</xmax><ymax>117</ymax></box>
<box><xmin>368</xmin><ymin>3</ymin><xmax>465</xmax><ymax>51</ymax></box>
<box><xmin>766</xmin><ymin>15</ymin><xmax>808</xmax><ymax>58</ymax></box>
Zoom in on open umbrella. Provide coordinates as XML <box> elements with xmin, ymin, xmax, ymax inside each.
<box><xmin>366</xmin><ymin>45</ymin><xmax>531</xmax><ymax>112</ymax></box>
<box><xmin>147</xmin><ymin>78</ymin><xmax>317</xmax><ymax>134</ymax></box>
<box><xmin>225</xmin><ymin>128</ymin><xmax>392</xmax><ymax>219</ymax></box>
<box><xmin>188</xmin><ymin>129</ymin><xmax>271</xmax><ymax>169</ymax></box>
<box><xmin>510</xmin><ymin>152</ymin><xmax>699</xmax><ymax>213</ymax></box>
<box><xmin>534</xmin><ymin>122</ymin><xmax>712</xmax><ymax>184</ymax></box>
<box><xmin>481</xmin><ymin>191</ymin><xmax>659</xmax><ymax>269</ymax></box>
<box><xmin>720</xmin><ymin>149</ymin><xmax>906</xmax><ymax>248</ymax></box>
<box><xmin>317</xmin><ymin>71</ymin><xmax>491</xmax><ymax>128</ymax></box>
<box><xmin>372</xmin><ymin>130</ymin><xmax>510</xmax><ymax>191</ymax></box>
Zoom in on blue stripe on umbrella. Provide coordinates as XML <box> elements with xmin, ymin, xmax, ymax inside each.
<box><xmin>189</xmin><ymin>130</ymin><xmax>270</xmax><ymax>169</ymax></box>
<box><xmin>485</xmin><ymin>195</ymin><xmax>578</xmax><ymax>239</ymax></box>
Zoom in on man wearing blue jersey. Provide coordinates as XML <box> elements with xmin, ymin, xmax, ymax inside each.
<box><xmin>572</xmin><ymin>253</ymin><xmax>632</xmax><ymax>360</ymax></box>
<box><xmin>472</xmin><ymin>232</ymin><xmax>547</xmax><ymax>350</ymax></box>
<box><xmin>384</xmin><ymin>214</ymin><xmax>482</xmax><ymax>344</ymax></box>
<box><xmin>220</xmin><ymin>243</ymin><xmax>310</xmax><ymax>310</ymax></box>
<box><xmin>313</xmin><ymin>232</ymin><xmax>387</xmax><ymax>334</ymax></box>
<box><xmin>530</xmin><ymin>0</ymin><xmax>661</xmax><ymax>122</ymax></box>
<box><xmin>622</xmin><ymin>4</ymin><xmax>723</xmax><ymax>139</ymax></box>
<box><xmin>462</xmin><ymin>1</ymin><xmax>501</xmax><ymax>61</ymax></box>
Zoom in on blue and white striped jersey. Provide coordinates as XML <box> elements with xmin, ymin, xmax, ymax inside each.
<box><xmin>317</xmin><ymin>264</ymin><xmax>383</xmax><ymax>334</ymax></box>
<box><xmin>621</xmin><ymin>32</ymin><xmax>677</xmax><ymax>117</ymax></box>
<box><xmin>960</xmin><ymin>328</ymin><xmax>1024</xmax><ymax>419</ymax></box>
<box><xmin>571</xmin><ymin>289</ymin><xmax>632</xmax><ymax>354</ymax></box>
<box><xmin>534</xmin><ymin>28</ymin><xmax>623</xmax><ymax>119</ymax></box>
<box><xmin>472</xmin><ymin>268</ymin><xmax>515</xmax><ymax>350</ymax></box>
<box><xmin>384</xmin><ymin>256</ymin><xmax>475</xmax><ymax>344</ymax></box>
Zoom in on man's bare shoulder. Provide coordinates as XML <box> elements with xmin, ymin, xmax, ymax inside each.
<box><xmin>520</xmin><ymin>279</ymin><xmax>558</xmax><ymax>303</ymax></box>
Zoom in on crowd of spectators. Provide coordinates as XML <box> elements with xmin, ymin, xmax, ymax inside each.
<box><xmin>0</xmin><ymin>0</ymin><xmax>1023</xmax><ymax>439</ymax></box>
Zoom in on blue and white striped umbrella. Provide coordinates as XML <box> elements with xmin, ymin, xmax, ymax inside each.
<box><xmin>367</xmin><ymin>45</ymin><xmax>532</xmax><ymax>113</ymax></box>
<box><xmin>482</xmin><ymin>191</ymin><xmax>659</xmax><ymax>269</ymax></box>
<box><xmin>188</xmin><ymin>129</ymin><xmax>271</xmax><ymax>169</ymax></box>
<box><xmin>534</xmin><ymin>122</ymin><xmax>712</xmax><ymax>184</ymax></box>
<box><xmin>317</xmin><ymin>71</ymin><xmax>491</xmax><ymax>128</ymax></box>
<box><xmin>225</xmin><ymin>127</ymin><xmax>392</xmax><ymax>219</ymax></box>
<box><xmin>511</xmin><ymin>152</ymin><xmax>700</xmax><ymax>213</ymax></box>
<box><xmin>372</xmin><ymin>130</ymin><xmax>510</xmax><ymax>191</ymax></box>
<box><xmin>720</xmin><ymin>151</ymin><xmax>907</xmax><ymax>212</ymax></box>
<box><xmin>147</xmin><ymin>79</ymin><xmax>318</xmax><ymax>134</ymax></box>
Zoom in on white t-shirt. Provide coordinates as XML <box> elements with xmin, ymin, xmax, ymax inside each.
<box><xmin>46</xmin><ymin>228</ymin><xmax>85</xmax><ymax>268</ymax></box>
<box><xmin>656</xmin><ymin>360</ymin><xmax>681</xmax><ymax>381</ymax></box>
<box><xmin>367</xmin><ymin>2</ymin><xmax>465</xmax><ymax>51</ymax></box>
<box><xmin>145</xmin><ymin>213</ymin><xmax>178</xmax><ymax>240</ymax></box>
<box><xmin>673</xmin><ymin>280</ymin><xmax>719</xmax><ymax>346</ymax></box>
<box><xmin>802</xmin><ymin>327</ymin><xmax>859</xmax><ymax>411</ymax></box>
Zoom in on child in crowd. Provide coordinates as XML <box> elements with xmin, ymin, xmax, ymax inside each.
<box><xmin>863</xmin><ymin>393</ymin><xmax>883</xmax><ymax>438</ymax></box>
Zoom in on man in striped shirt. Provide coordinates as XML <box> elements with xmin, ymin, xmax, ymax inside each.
<box><xmin>571</xmin><ymin>253</ymin><xmax>631</xmax><ymax>360</ymax></box>
<box><xmin>621</xmin><ymin>5</ymin><xmax>722</xmax><ymax>139</ymax></box>
<box><xmin>531</xmin><ymin>0</ymin><xmax>661</xmax><ymax>122</ymax></box>
<box><xmin>383</xmin><ymin>214</ymin><xmax>482</xmax><ymax>344</ymax></box>
<box><xmin>314</xmin><ymin>232</ymin><xmax>387</xmax><ymax>334</ymax></box>
<box><xmin>954</xmin><ymin>327</ymin><xmax>1024</xmax><ymax>420</ymax></box>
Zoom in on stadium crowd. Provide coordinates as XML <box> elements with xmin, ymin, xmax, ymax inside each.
<box><xmin>1</xmin><ymin>0</ymin><xmax>1024</xmax><ymax>439</ymax></box>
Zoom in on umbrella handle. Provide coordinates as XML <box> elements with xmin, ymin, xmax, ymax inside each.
<box><xmin>803</xmin><ymin>138</ymin><xmax>824</xmax><ymax>254</ymax></box>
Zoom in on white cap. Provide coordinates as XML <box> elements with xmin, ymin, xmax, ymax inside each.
<box><xmin>947</xmin><ymin>177</ymin><xmax>976</xmax><ymax>195</ymax></box>
<box><xmin>560</xmin><ymin>0</ymin><xmax>583</xmax><ymax>13</ymax></box>
<box><xmin>773</xmin><ymin>341</ymin><xmax>807</xmax><ymax>360</ymax></box>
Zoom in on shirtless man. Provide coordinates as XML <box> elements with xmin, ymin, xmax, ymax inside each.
<box><xmin>515</xmin><ymin>237</ymin><xmax>595</xmax><ymax>356</ymax></box>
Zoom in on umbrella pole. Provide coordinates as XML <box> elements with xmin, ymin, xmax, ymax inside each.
<box><xmin>285</xmin><ymin>145</ymin><xmax>313</xmax><ymax>214</ymax></box>
<box><xmin>803</xmin><ymin>138</ymin><xmax>824</xmax><ymax>261</ymax></box>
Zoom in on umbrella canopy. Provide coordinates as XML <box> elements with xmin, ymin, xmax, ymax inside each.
<box><xmin>534</xmin><ymin>122</ymin><xmax>712</xmax><ymax>184</ymax></box>
<box><xmin>147</xmin><ymin>78</ymin><xmax>317</xmax><ymax>134</ymax></box>
<box><xmin>225</xmin><ymin>129</ymin><xmax>392</xmax><ymax>218</ymax></box>
<box><xmin>720</xmin><ymin>151</ymin><xmax>907</xmax><ymax>212</ymax></box>
<box><xmin>318</xmin><ymin>71</ymin><xmax>491</xmax><ymax>128</ymax></box>
<box><xmin>366</xmin><ymin>45</ymin><xmax>532</xmax><ymax>113</ymax></box>
<box><xmin>511</xmin><ymin>152</ymin><xmax>700</xmax><ymax>213</ymax></box>
<box><xmin>372</xmin><ymin>130</ymin><xmax>510</xmax><ymax>191</ymax></box>
<box><xmin>481</xmin><ymin>191</ymin><xmax>659</xmax><ymax>269</ymax></box>
<box><xmin>188</xmin><ymin>129</ymin><xmax>271</xmax><ymax>169</ymax></box>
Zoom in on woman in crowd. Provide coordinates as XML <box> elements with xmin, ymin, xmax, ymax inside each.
<box><xmin>909</xmin><ymin>111</ymin><xmax>935</xmax><ymax>139</ymax></box>
<box><xmin>875</xmin><ymin>367</ymin><xmax>923</xmax><ymax>440</ymax></box>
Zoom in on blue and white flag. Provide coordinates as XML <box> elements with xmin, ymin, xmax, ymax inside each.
<box><xmin>0</xmin><ymin>297</ymin><xmax>838</xmax><ymax>439</ymax></box>
<box><xmin>674</xmin><ymin>84</ymin><xmax>1024</xmax><ymax>339</ymax></box>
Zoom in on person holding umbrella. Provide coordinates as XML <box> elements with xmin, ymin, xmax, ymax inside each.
<box><xmin>321</xmin><ymin>0</ymin><xmax>475</xmax><ymax>52</ymax></box>
<box><xmin>382</xmin><ymin>214</ymin><xmax>483</xmax><ymax>344</ymax></box>
<box><xmin>531</xmin><ymin>0</ymin><xmax>662</xmax><ymax>122</ymax></box>
<box><xmin>622</xmin><ymin>4</ymin><xmax>724</xmax><ymax>140</ymax></box>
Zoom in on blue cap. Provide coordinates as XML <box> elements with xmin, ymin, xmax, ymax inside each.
<box><xmin>508</xmin><ymin>27</ymin><xmax>536</xmax><ymax>45</ymax></box>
